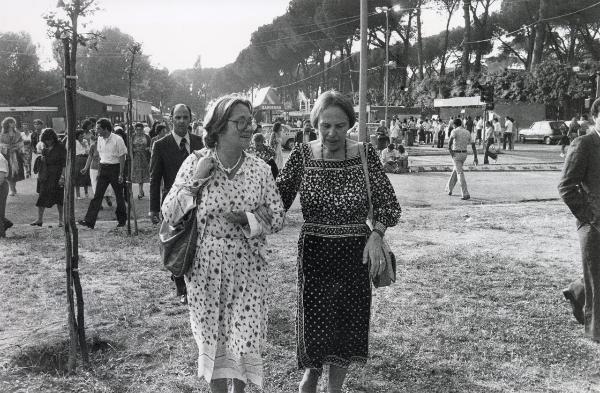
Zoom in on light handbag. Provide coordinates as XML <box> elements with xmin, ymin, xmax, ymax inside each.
<box><xmin>159</xmin><ymin>151</ymin><xmax>203</xmax><ymax>277</ymax></box>
<box><xmin>358</xmin><ymin>143</ymin><xmax>397</xmax><ymax>288</ymax></box>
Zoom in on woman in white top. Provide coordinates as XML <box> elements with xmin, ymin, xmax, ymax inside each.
<box><xmin>390</xmin><ymin>119</ymin><xmax>400</xmax><ymax>145</ymax></box>
<box><xmin>21</xmin><ymin>127</ymin><xmax>33</xmax><ymax>178</ymax></box>
<box><xmin>74</xmin><ymin>129</ymin><xmax>91</xmax><ymax>199</ymax></box>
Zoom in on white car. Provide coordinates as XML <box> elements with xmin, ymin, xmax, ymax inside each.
<box><xmin>261</xmin><ymin>123</ymin><xmax>299</xmax><ymax>150</ymax></box>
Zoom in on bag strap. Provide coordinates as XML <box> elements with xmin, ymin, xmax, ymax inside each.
<box><xmin>358</xmin><ymin>142</ymin><xmax>374</xmax><ymax>222</ymax></box>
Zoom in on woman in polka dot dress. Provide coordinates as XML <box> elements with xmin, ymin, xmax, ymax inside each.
<box><xmin>162</xmin><ymin>96</ymin><xmax>285</xmax><ymax>393</ymax></box>
<box><xmin>277</xmin><ymin>90</ymin><xmax>402</xmax><ymax>392</ymax></box>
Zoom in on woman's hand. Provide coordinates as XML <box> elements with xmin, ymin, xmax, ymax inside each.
<box><xmin>80</xmin><ymin>166</ymin><xmax>88</xmax><ymax>174</ymax></box>
<box><xmin>195</xmin><ymin>156</ymin><xmax>215</xmax><ymax>179</ymax></box>
<box><xmin>362</xmin><ymin>231</ymin><xmax>387</xmax><ymax>279</ymax></box>
<box><xmin>223</xmin><ymin>211</ymin><xmax>249</xmax><ymax>226</ymax></box>
<box><xmin>253</xmin><ymin>205</ymin><xmax>272</xmax><ymax>227</ymax></box>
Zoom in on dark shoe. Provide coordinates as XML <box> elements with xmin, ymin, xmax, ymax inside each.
<box><xmin>137</xmin><ymin>194</ymin><xmax>143</xmax><ymax>200</ymax></box>
<box><xmin>58</xmin><ymin>222</ymin><xmax>64</xmax><ymax>228</ymax></box>
<box><xmin>563</xmin><ymin>288</ymin><xmax>585</xmax><ymax>325</ymax></box>
<box><xmin>105</xmin><ymin>196</ymin><xmax>113</xmax><ymax>207</ymax></box>
<box><xmin>461</xmin><ymin>195</ymin><xmax>471</xmax><ymax>200</ymax></box>
<box><xmin>30</xmin><ymin>221</ymin><xmax>43</xmax><ymax>227</ymax></box>
<box><xmin>179</xmin><ymin>294</ymin><xmax>188</xmax><ymax>305</ymax></box>
<box><xmin>4</xmin><ymin>219</ymin><xmax>13</xmax><ymax>230</ymax></box>
<box><xmin>116</xmin><ymin>222</ymin><xmax>126</xmax><ymax>228</ymax></box>
<box><xmin>77</xmin><ymin>220</ymin><xmax>94</xmax><ymax>229</ymax></box>
<box><xmin>99</xmin><ymin>205</ymin><xmax>104</xmax><ymax>210</ymax></box>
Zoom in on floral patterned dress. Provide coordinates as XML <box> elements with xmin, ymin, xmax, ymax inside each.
<box><xmin>276</xmin><ymin>142</ymin><xmax>401</xmax><ymax>370</ymax></box>
<box><xmin>131</xmin><ymin>133</ymin><xmax>150</xmax><ymax>183</ymax></box>
<box><xmin>161</xmin><ymin>149</ymin><xmax>284</xmax><ymax>387</ymax></box>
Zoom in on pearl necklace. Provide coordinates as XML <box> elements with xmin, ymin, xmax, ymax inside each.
<box><xmin>215</xmin><ymin>150</ymin><xmax>243</xmax><ymax>174</ymax></box>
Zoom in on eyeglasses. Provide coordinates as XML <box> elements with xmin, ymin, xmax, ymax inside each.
<box><xmin>228</xmin><ymin>117</ymin><xmax>252</xmax><ymax>131</ymax></box>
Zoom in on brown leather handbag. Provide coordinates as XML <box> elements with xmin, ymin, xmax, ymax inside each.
<box><xmin>359</xmin><ymin>143</ymin><xmax>397</xmax><ymax>288</ymax></box>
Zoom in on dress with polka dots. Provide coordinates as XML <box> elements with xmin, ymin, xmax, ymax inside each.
<box><xmin>276</xmin><ymin>142</ymin><xmax>401</xmax><ymax>370</ymax></box>
<box><xmin>161</xmin><ymin>149</ymin><xmax>285</xmax><ymax>388</ymax></box>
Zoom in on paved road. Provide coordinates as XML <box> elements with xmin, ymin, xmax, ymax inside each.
<box><xmin>385</xmin><ymin>171</ymin><xmax>561</xmax><ymax>208</ymax></box>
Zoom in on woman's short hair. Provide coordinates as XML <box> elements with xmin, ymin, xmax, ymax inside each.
<box><xmin>310</xmin><ymin>90</ymin><xmax>356</xmax><ymax>129</ymax></box>
<box><xmin>590</xmin><ymin>98</ymin><xmax>600</xmax><ymax>119</ymax></box>
<box><xmin>40</xmin><ymin>128</ymin><xmax>59</xmax><ymax>144</ymax></box>
<box><xmin>155</xmin><ymin>124</ymin><xmax>167</xmax><ymax>134</ymax></box>
<box><xmin>203</xmin><ymin>96</ymin><xmax>252</xmax><ymax>148</ymax></box>
<box><xmin>135</xmin><ymin>122</ymin><xmax>144</xmax><ymax>129</ymax></box>
<box><xmin>252</xmin><ymin>133</ymin><xmax>265</xmax><ymax>144</ymax></box>
<box><xmin>273</xmin><ymin>122</ymin><xmax>282</xmax><ymax>134</ymax></box>
<box><xmin>397</xmin><ymin>145</ymin><xmax>406</xmax><ymax>154</ymax></box>
<box><xmin>75</xmin><ymin>129</ymin><xmax>85</xmax><ymax>139</ymax></box>
<box><xmin>1</xmin><ymin>117</ymin><xmax>16</xmax><ymax>133</ymax></box>
<box><xmin>96</xmin><ymin>118</ymin><xmax>113</xmax><ymax>132</ymax></box>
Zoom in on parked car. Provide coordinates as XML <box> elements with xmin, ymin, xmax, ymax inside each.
<box><xmin>348</xmin><ymin>123</ymin><xmax>381</xmax><ymax>141</ymax></box>
<box><xmin>261</xmin><ymin>123</ymin><xmax>299</xmax><ymax>150</ymax></box>
<box><xmin>518</xmin><ymin>120</ymin><xmax>567</xmax><ymax>144</ymax></box>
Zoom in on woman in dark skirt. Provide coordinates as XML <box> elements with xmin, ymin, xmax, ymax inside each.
<box><xmin>31</xmin><ymin>128</ymin><xmax>66</xmax><ymax>227</ymax></box>
<box><xmin>277</xmin><ymin>90</ymin><xmax>401</xmax><ymax>392</ymax></box>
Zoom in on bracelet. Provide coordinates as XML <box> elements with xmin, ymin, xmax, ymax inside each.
<box><xmin>372</xmin><ymin>229</ymin><xmax>385</xmax><ymax>238</ymax></box>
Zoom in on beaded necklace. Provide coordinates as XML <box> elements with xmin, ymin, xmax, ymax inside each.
<box><xmin>215</xmin><ymin>150</ymin><xmax>243</xmax><ymax>175</ymax></box>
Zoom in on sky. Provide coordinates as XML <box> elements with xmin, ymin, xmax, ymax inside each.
<box><xmin>1</xmin><ymin>0</ymin><xmax>482</xmax><ymax>73</ymax></box>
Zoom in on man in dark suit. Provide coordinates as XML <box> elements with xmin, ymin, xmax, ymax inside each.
<box><xmin>294</xmin><ymin>121</ymin><xmax>317</xmax><ymax>145</ymax></box>
<box><xmin>150</xmin><ymin>103</ymin><xmax>203</xmax><ymax>305</ymax></box>
<box><xmin>558</xmin><ymin>98</ymin><xmax>600</xmax><ymax>341</ymax></box>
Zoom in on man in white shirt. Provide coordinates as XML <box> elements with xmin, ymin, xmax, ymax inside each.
<box><xmin>380</xmin><ymin>144</ymin><xmax>401</xmax><ymax>173</ymax></box>
<box><xmin>475</xmin><ymin>116</ymin><xmax>484</xmax><ymax>146</ymax></box>
<box><xmin>503</xmin><ymin>116</ymin><xmax>514</xmax><ymax>150</ymax></box>
<box><xmin>79</xmin><ymin>118</ymin><xmax>127</xmax><ymax>229</ymax></box>
<box><xmin>0</xmin><ymin>151</ymin><xmax>12</xmax><ymax>237</ymax></box>
<box><xmin>446</xmin><ymin>118</ymin><xmax>476</xmax><ymax>200</ymax></box>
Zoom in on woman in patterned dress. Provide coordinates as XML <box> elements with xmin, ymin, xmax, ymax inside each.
<box><xmin>161</xmin><ymin>96</ymin><xmax>284</xmax><ymax>393</ymax></box>
<box><xmin>131</xmin><ymin>122</ymin><xmax>151</xmax><ymax>199</ymax></box>
<box><xmin>0</xmin><ymin>117</ymin><xmax>25</xmax><ymax>196</ymax></box>
<box><xmin>277</xmin><ymin>90</ymin><xmax>401</xmax><ymax>393</ymax></box>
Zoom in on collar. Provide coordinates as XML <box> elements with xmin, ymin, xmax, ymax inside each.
<box><xmin>171</xmin><ymin>131</ymin><xmax>190</xmax><ymax>146</ymax></box>
<box><xmin>101</xmin><ymin>132</ymin><xmax>113</xmax><ymax>141</ymax></box>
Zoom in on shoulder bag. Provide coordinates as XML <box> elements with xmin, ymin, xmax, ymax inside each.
<box><xmin>359</xmin><ymin>142</ymin><xmax>397</xmax><ymax>288</ymax></box>
<box><xmin>159</xmin><ymin>151</ymin><xmax>203</xmax><ymax>277</ymax></box>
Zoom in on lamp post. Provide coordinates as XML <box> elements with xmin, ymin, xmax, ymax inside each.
<box><xmin>376</xmin><ymin>5</ymin><xmax>401</xmax><ymax>129</ymax></box>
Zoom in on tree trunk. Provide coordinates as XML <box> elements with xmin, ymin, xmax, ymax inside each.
<box><xmin>63</xmin><ymin>4</ymin><xmax>89</xmax><ymax>373</ymax></box>
<box><xmin>440</xmin><ymin>12</ymin><xmax>453</xmax><ymax>77</ymax></box>
<box><xmin>526</xmin><ymin>27</ymin><xmax>536</xmax><ymax>70</ymax></box>
<box><xmin>461</xmin><ymin>0</ymin><xmax>471</xmax><ymax>76</ymax></box>
<box><xmin>416</xmin><ymin>0</ymin><xmax>424</xmax><ymax>80</ymax></box>
<box><xmin>473</xmin><ymin>0</ymin><xmax>491</xmax><ymax>74</ymax></box>
<box><xmin>531</xmin><ymin>0</ymin><xmax>548</xmax><ymax>70</ymax></box>
<box><xmin>126</xmin><ymin>46</ymin><xmax>139</xmax><ymax>236</ymax></box>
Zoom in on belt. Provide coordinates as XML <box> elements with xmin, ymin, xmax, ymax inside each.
<box><xmin>452</xmin><ymin>150</ymin><xmax>467</xmax><ymax>153</ymax></box>
<box><xmin>99</xmin><ymin>163</ymin><xmax>119</xmax><ymax>166</ymax></box>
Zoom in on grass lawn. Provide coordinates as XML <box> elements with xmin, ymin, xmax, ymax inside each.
<box><xmin>0</xmin><ymin>196</ymin><xmax>599</xmax><ymax>392</ymax></box>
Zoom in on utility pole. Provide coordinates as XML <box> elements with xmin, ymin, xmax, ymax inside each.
<box><xmin>358</xmin><ymin>0</ymin><xmax>368</xmax><ymax>142</ymax></box>
<box><xmin>126</xmin><ymin>43</ymin><xmax>141</xmax><ymax>235</ymax></box>
<box><xmin>384</xmin><ymin>8</ymin><xmax>390</xmax><ymax>128</ymax></box>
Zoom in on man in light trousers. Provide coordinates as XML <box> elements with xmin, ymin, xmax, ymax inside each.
<box><xmin>445</xmin><ymin>118</ymin><xmax>477</xmax><ymax>200</ymax></box>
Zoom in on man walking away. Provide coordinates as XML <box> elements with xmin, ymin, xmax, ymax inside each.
<box><xmin>150</xmin><ymin>104</ymin><xmax>203</xmax><ymax>305</ymax></box>
<box><xmin>445</xmin><ymin>118</ymin><xmax>475</xmax><ymax>200</ymax></box>
<box><xmin>503</xmin><ymin>116</ymin><xmax>514</xmax><ymax>151</ymax></box>
<box><xmin>78</xmin><ymin>118</ymin><xmax>127</xmax><ymax>229</ymax></box>
<box><xmin>558</xmin><ymin>98</ymin><xmax>600</xmax><ymax>342</ymax></box>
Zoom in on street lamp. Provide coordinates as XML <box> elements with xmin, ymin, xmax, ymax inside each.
<box><xmin>375</xmin><ymin>5</ymin><xmax>401</xmax><ymax>128</ymax></box>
